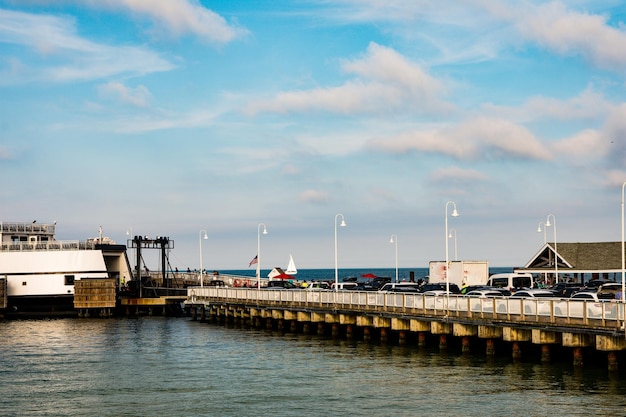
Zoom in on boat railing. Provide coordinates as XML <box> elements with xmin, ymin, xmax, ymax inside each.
<box><xmin>0</xmin><ymin>222</ymin><xmax>56</xmax><ymax>235</ymax></box>
<box><xmin>0</xmin><ymin>240</ymin><xmax>98</xmax><ymax>252</ymax></box>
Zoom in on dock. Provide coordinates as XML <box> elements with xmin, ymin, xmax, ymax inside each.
<box><xmin>186</xmin><ymin>287</ymin><xmax>626</xmax><ymax>370</ymax></box>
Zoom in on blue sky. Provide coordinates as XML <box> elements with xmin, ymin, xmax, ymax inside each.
<box><xmin>1</xmin><ymin>1</ymin><xmax>626</xmax><ymax>271</ymax></box>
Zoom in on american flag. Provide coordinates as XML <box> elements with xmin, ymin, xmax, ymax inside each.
<box><xmin>248</xmin><ymin>255</ymin><xmax>258</xmax><ymax>267</ymax></box>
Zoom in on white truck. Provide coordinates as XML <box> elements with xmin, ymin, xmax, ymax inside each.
<box><xmin>428</xmin><ymin>260</ymin><xmax>489</xmax><ymax>287</ymax></box>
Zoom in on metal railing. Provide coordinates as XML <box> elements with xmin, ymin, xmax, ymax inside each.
<box><xmin>0</xmin><ymin>240</ymin><xmax>97</xmax><ymax>252</ymax></box>
<box><xmin>187</xmin><ymin>287</ymin><xmax>626</xmax><ymax>333</ymax></box>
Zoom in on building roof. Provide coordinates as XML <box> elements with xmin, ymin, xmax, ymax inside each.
<box><xmin>519</xmin><ymin>242</ymin><xmax>625</xmax><ymax>273</ymax></box>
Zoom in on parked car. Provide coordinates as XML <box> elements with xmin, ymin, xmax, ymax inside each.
<box><xmin>331</xmin><ymin>282</ymin><xmax>358</xmax><ymax>291</ymax></box>
<box><xmin>570</xmin><ymin>291</ymin><xmax>602</xmax><ymax>301</ymax></box>
<box><xmin>266</xmin><ymin>280</ymin><xmax>299</xmax><ymax>289</ymax></box>
<box><xmin>419</xmin><ymin>282</ymin><xmax>461</xmax><ymax>295</ymax></box>
<box><xmin>550</xmin><ymin>282</ymin><xmax>583</xmax><ymax>297</ymax></box>
<box><xmin>464</xmin><ymin>289</ymin><xmax>504</xmax><ymax>298</ymax></box>
<box><xmin>486</xmin><ymin>273</ymin><xmax>533</xmax><ymax>291</ymax></box>
<box><xmin>583</xmin><ymin>279</ymin><xmax>616</xmax><ymax>290</ymax></box>
<box><xmin>379</xmin><ymin>282</ymin><xmax>421</xmax><ymax>292</ymax></box>
<box><xmin>557</xmin><ymin>291</ymin><xmax>613</xmax><ymax>318</ymax></box>
<box><xmin>306</xmin><ymin>281</ymin><xmax>331</xmax><ymax>290</ymax></box>
<box><xmin>597</xmin><ymin>282</ymin><xmax>622</xmax><ymax>300</ymax></box>
<box><xmin>510</xmin><ymin>289</ymin><xmax>556</xmax><ymax>298</ymax></box>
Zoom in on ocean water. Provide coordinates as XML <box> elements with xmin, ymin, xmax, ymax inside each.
<box><xmin>219</xmin><ymin>267</ymin><xmax>514</xmax><ymax>282</ymax></box>
<box><xmin>2</xmin><ymin>316</ymin><xmax>626</xmax><ymax>417</ymax></box>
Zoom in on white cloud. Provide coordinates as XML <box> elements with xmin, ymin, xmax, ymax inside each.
<box><xmin>367</xmin><ymin>117</ymin><xmax>552</xmax><ymax>161</ymax></box>
<box><xmin>605</xmin><ymin>170</ymin><xmax>626</xmax><ymax>188</ymax></box>
<box><xmin>98</xmin><ymin>82</ymin><xmax>152</xmax><ymax>107</ymax></box>
<box><xmin>482</xmin><ymin>86</ymin><xmax>614</xmax><ymax>123</ymax></box>
<box><xmin>551</xmin><ymin>129</ymin><xmax>605</xmax><ymax>158</ymax></box>
<box><xmin>0</xmin><ymin>9</ymin><xmax>174</xmax><ymax>84</ymax></box>
<box><xmin>90</xmin><ymin>0</ymin><xmax>248</xmax><ymax>44</ymax></box>
<box><xmin>482</xmin><ymin>1</ymin><xmax>626</xmax><ymax>72</ymax></box>
<box><xmin>245</xmin><ymin>42</ymin><xmax>452</xmax><ymax>116</ymax></box>
<box><xmin>429</xmin><ymin>166</ymin><xmax>490</xmax><ymax>184</ymax></box>
<box><xmin>298</xmin><ymin>189</ymin><xmax>330</xmax><ymax>204</ymax></box>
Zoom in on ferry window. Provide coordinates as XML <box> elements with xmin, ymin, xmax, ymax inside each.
<box><xmin>65</xmin><ymin>275</ymin><xmax>75</xmax><ymax>285</ymax></box>
<box><xmin>22</xmin><ymin>281</ymin><xmax>27</xmax><ymax>286</ymax></box>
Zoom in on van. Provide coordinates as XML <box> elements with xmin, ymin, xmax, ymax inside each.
<box><xmin>486</xmin><ymin>273</ymin><xmax>533</xmax><ymax>291</ymax></box>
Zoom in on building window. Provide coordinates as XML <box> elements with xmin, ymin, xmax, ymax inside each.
<box><xmin>64</xmin><ymin>275</ymin><xmax>75</xmax><ymax>285</ymax></box>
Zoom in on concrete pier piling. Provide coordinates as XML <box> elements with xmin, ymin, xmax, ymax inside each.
<box><xmin>186</xmin><ymin>289</ymin><xmax>626</xmax><ymax>368</ymax></box>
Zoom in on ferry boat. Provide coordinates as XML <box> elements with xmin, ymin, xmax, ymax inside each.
<box><xmin>0</xmin><ymin>221</ymin><xmax>131</xmax><ymax>315</ymax></box>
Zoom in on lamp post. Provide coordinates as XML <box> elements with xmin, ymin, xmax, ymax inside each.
<box><xmin>257</xmin><ymin>223</ymin><xmax>268</xmax><ymax>290</ymax></box>
<box><xmin>445</xmin><ymin>201</ymin><xmax>459</xmax><ymax>297</ymax></box>
<box><xmin>126</xmin><ymin>228</ymin><xmax>134</xmax><ymax>274</ymax></box>
<box><xmin>545</xmin><ymin>214</ymin><xmax>558</xmax><ymax>284</ymax></box>
<box><xmin>536</xmin><ymin>222</ymin><xmax>547</xmax><ymax>243</ymax></box>
<box><xmin>448</xmin><ymin>229</ymin><xmax>458</xmax><ymax>261</ymax></box>
<box><xmin>199</xmin><ymin>229</ymin><xmax>208</xmax><ymax>288</ymax></box>
<box><xmin>334</xmin><ymin>214</ymin><xmax>347</xmax><ymax>291</ymax></box>
<box><xmin>389</xmin><ymin>234</ymin><xmax>398</xmax><ymax>283</ymax></box>
<box><xmin>536</xmin><ymin>222</ymin><xmax>548</xmax><ymax>285</ymax></box>
<box><xmin>620</xmin><ymin>181</ymin><xmax>626</xmax><ymax>334</ymax></box>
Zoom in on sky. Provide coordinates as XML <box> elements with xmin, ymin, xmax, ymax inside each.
<box><xmin>1</xmin><ymin>1</ymin><xmax>626</xmax><ymax>271</ymax></box>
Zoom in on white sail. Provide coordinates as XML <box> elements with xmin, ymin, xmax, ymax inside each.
<box><xmin>286</xmin><ymin>254</ymin><xmax>297</xmax><ymax>275</ymax></box>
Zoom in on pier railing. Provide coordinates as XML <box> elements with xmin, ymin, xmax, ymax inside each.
<box><xmin>187</xmin><ymin>287</ymin><xmax>626</xmax><ymax>334</ymax></box>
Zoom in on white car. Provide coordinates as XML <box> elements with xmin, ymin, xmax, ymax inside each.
<box><xmin>570</xmin><ymin>291</ymin><xmax>601</xmax><ymax>301</ymax></box>
<box><xmin>306</xmin><ymin>282</ymin><xmax>331</xmax><ymax>290</ymax></box>
<box><xmin>510</xmin><ymin>289</ymin><xmax>556</xmax><ymax>298</ymax></box>
<box><xmin>464</xmin><ymin>289</ymin><xmax>503</xmax><ymax>298</ymax></box>
<box><xmin>379</xmin><ymin>282</ymin><xmax>421</xmax><ymax>292</ymax></box>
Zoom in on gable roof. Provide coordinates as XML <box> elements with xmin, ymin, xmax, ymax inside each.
<box><xmin>520</xmin><ymin>242</ymin><xmax>625</xmax><ymax>273</ymax></box>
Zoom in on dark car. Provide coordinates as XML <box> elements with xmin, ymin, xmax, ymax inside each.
<box><xmin>266</xmin><ymin>280</ymin><xmax>298</xmax><ymax>289</ymax></box>
<box><xmin>464</xmin><ymin>285</ymin><xmax>511</xmax><ymax>296</ymax></box>
<box><xmin>584</xmin><ymin>279</ymin><xmax>616</xmax><ymax>290</ymax></box>
<box><xmin>358</xmin><ymin>276</ymin><xmax>392</xmax><ymax>291</ymax></box>
<box><xmin>550</xmin><ymin>282</ymin><xmax>583</xmax><ymax>297</ymax></box>
<box><xmin>419</xmin><ymin>282</ymin><xmax>461</xmax><ymax>295</ymax></box>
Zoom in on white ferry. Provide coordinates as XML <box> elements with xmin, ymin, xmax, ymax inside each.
<box><xmin>0</xmin><ymin>221</ymin><xmax>131</xmax><ymax>315</ymax></box>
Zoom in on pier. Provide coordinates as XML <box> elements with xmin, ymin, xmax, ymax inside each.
<box><xmin>187</xmin><ymin>287</ymin><xmax>626</xmax><ymax>370</ymax></box>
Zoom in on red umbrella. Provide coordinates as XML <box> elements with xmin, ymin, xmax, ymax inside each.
<box><xmin>274</xmin><ymin>273</ymin><xmax>295</xmax><ymax>280</ymax></box>
<box><xmin>361</xmin><ymin>273</ymin><xmax>378</xmax><ymax>278</ymax></box>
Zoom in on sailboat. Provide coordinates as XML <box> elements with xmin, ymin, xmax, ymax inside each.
<box><xmin>285</xmin><ymin>254</ymin><xmax>297</xmax><ymax>275</ymax></box>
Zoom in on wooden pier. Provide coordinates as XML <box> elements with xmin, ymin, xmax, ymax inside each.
<box><xmin>187</xmin><ymin>287</ymin><xmax>626</xmax><ymax>371</ymax></box>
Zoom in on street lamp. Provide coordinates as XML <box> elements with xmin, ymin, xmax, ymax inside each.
<box><xmin>620</xmin><ymin>181</ymin><xmax>626</xmax><ymax>333</ymax></box>
<box><xmin>536</xmin><ymin>222</ymin><xmax>547</xmax><ymax>243</ymax></box>
<box><xmin>445</xmin><ymin>201</ymin><xmax>459</xmax><ymax>297</ymax></box>
<box><xmin>545</xmin><ymin>214</ymin><xmax>558</xmax><ymax>283</ymax></box>
<box><xmin>536</xmin><ymin>222</ymin><xmax>548</xmax><ymax>285</ymax></box>
<box><xmin>126</xmin><ymin>227</ymin><xmax>134</xmax><ymax>273</ymax></box>
<box><xmin>257</xmin><ymin>223</ymin><xmax>268</xmax><ymax>290</ymax></box>
<box><xmin>199</xmin><ymin>229</ymin><xmax>208</xmax><ymax>288</ymax></box>
<box><xmin>389</xmin><ymin>234</ymin><xmax>398</xmax><ymax>283</ymax></box>
<box><xmin>334</xmin><ymin>214</ymin><xmax>347</xmax><ymax>291</ymax></box>
<box><xmin>448</xmin><ymin>229</ymin><xmax>458</xmax><ymax>261</ymax></box>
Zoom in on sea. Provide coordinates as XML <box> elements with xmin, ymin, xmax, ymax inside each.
<box><xmin>217</xmin><ymin>266</ymin><xmax>489</xmax><ymax>283</ymax></box>
<box><xmin>3</xmin><ymin>268</ymin><xmax>626</xmax><ymax>416</ymax></box>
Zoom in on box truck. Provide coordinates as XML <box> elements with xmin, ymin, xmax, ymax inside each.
<box><xmin>428</xmin><ymin>260</ymin><xmax>489</xmax><ymax>287</ymax></box>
